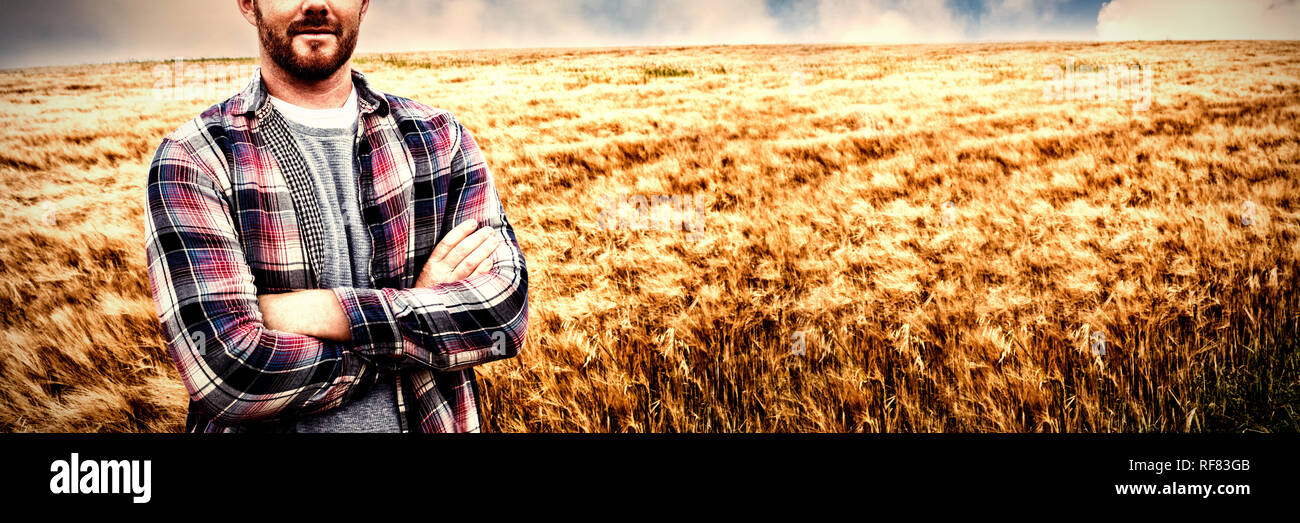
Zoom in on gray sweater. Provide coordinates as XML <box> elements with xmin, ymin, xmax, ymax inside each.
<box><xmin>274</xmin><ymin>110</ymin><xmax>402</xmax><ymax>433</ymax></box>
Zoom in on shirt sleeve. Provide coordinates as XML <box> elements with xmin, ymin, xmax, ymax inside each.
<box><xmin>145</xmin><ymin>136</ymin><xmax>372</xmax><ymax>426</ymax></box>
<box><xmin>332</xmin><ymin>116</ymin><xmax>530</xmax><ymax>373</ymax></box>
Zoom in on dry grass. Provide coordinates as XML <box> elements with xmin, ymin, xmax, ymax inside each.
<box><xmin>0</xmin><ymin>41</ymin><xmax>1297</xmax><ymax>432</ymax></box>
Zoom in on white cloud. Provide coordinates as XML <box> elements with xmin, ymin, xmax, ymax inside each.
<box><xmin>1097</xmin><ymin>0</ymin><xmax>1300</xmax><ymax>40</ymax></box>
<box><xmin>644</xmin><ymin>0</ymin><xmax>789</xmax><ymax>45</ymax></box>
<box><xmin>359</xmin><ymin>0</ymin><xmax>967</xmax><ymax>50</ymax></box>
<box><xmin>801</xmin><ymin>0</ymin><xmax>966</xmax><ymax>43</ymax></box>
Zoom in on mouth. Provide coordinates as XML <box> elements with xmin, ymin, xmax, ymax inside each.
<box><xmin>292</xmin><ymin>27</ymin><xmax>339</xmax><ymax>37</ymax></box>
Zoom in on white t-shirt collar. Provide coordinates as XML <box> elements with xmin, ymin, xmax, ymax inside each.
<box><xmin>268</xmin><ymin>86</ymin><xmax>359</xmax><ymax>130</ymax></box>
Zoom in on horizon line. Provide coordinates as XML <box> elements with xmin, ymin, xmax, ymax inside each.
<box><xmin>4</xmin><ymin>38</ymin><xmax>1298</xmax><ymax>73</ymax></box>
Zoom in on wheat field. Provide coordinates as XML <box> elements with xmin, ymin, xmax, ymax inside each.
<box><xmin>0</xmin><ymin>41</ymin><xmax>1296</xmax><ymax>432</ymax></box>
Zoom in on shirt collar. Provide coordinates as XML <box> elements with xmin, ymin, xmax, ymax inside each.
<box><xmin>231</xmin><ymin>66</ymin><xmax>389</xmax><ymax>119</ymax></box>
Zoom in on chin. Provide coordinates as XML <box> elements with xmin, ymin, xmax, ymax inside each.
<box><xmin>295</xmin><ymin>44</ymin><xmax>337</xmax><ymax>58</ymax></box>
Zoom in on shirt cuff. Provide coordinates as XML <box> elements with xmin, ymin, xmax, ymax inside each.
<box><xmin>332</xmin><ymin>287</ymin><xmax>404</xmax><ymax>361</ymax></box>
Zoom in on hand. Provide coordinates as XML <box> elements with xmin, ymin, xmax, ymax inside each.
<box><xmin>415</xmin><ymin>219</ymin><xmax>500</xmax><ymax>287</ymax></box>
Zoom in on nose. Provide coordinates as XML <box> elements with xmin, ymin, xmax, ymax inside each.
<box><xmin>300</xmin><ymin>0</ymin><xmax>330</xmax><ymax>17</ymax></box>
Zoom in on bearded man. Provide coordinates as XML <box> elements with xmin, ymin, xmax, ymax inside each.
<box><xmin>144</xmin><ymin>0</ymin><xmax>529</xmax><ymax>432</ymax></box>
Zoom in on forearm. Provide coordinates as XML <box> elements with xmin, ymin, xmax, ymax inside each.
<box><xmin>333</xmin><ymin>236</ymin><xmax>529</xmax><ymax>372</ymax></box>
<box><xmin>258</xmin><ymin>281</ymin><xmax>523</xmax><ymax>373</ymax></box>
<box><xmin>259</xmin><ymin>290</ymin><xmax>353</xmax><ymax>342</ymax></box>
<box><xmin>159</xmin><ymin>309</ymin><xmax>366</xmax><ymax>423</ymax></box>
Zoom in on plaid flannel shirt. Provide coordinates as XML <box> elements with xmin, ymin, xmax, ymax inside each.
<box><xmin>144</xmin><ymin>68</ymin><xmax>529</xmax><ymax>433</ymax></box>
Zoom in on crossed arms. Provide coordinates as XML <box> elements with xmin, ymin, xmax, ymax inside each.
<box><xmin>257</xmin><ymin>220</ymin><xmax>503</xmax><ymax>342</ymax></box>
<box><xmin>144</xmin><ymin>117</ymin><xmax>529</xmax><ymax>426</ymax></box>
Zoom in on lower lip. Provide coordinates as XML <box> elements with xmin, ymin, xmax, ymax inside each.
<box><xmin>296</xmin><ymin>33</ymin><xmax>336</xmax><ymax>40</ymax></box>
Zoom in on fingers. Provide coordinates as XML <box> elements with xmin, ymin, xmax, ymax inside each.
<box><xmin>443</xmin><ymin>225</ymin><xmax>493</xmax><ymax>268</ymax></box>
<box><xmin>430</xmin><ymin>219</ymin><xmax>478</xmax><ymax>262</ymax></box>
<box><xmin>470</xmin><ymin>252</ymin><xmax>495</xmax><ymax>277</ymax></box>
<box><xmin>420</xmin><ymin>220</ymin><xmax>505</xmax><ymax>286</ymax></box>
<box><xmin>453</xmin><ymin>232</ymin><xmax>501</xmax><ymax>280</ymax></box>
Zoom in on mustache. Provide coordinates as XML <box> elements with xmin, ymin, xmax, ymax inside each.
<box><xmin>286</xmin><ymin>15</ymin><xmax>342</xmax><ymax>36</ymax></box>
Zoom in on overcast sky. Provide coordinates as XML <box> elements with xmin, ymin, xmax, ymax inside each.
<box><xmin>1</xmin><ymin>0</ymin><xmax>1298</xmax><ymax>69</ymax></box>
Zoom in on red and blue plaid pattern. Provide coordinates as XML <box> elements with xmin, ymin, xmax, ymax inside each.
<box><xmin>144</xmin><ymin>69</ymin><xmax>529</xmax><ymax>433</ymax></box>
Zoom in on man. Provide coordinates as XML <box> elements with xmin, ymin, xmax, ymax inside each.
<box><xmin>144</xmin><ymin>0</ymin><xmax>529</xmax><ymax>432</ymax></box>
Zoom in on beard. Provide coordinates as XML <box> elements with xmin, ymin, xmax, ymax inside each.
<box><xmin>255</xmin><ymin>7</ymin><xmax>358</xmax><ymax>82</ymax></box>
